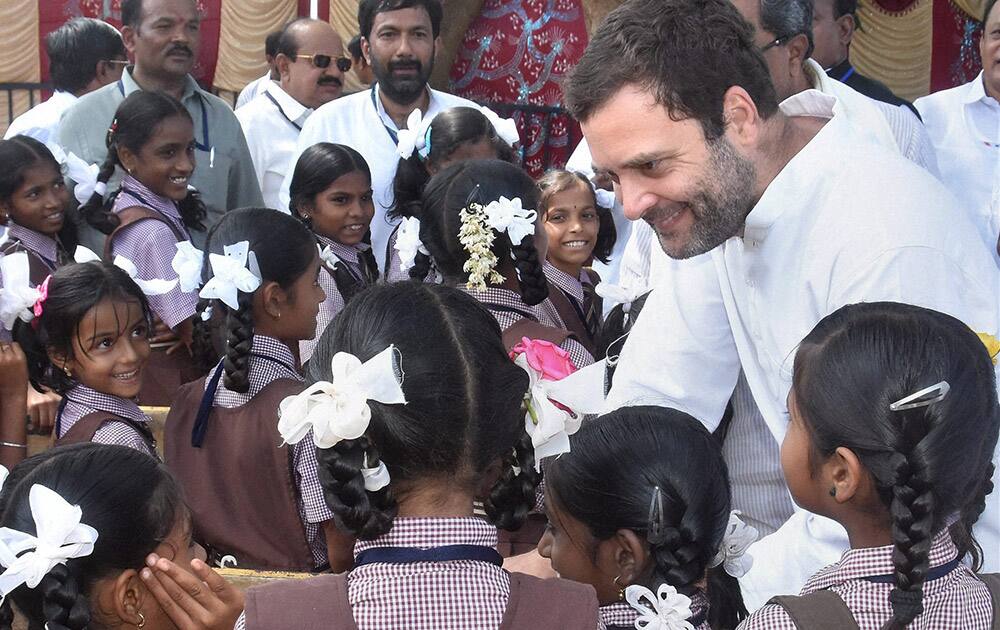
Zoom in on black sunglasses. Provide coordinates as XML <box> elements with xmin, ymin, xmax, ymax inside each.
<box><xmin>296</xmin><ymin>54</ymin><xmax>352</xmax><ymax>72</ymax></box>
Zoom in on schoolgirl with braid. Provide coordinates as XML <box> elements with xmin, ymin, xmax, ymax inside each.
<box><xmin>742</xmin><ymin>302</ymin><xmax>1000</xmax><ymax>630</ymax></box>
<box><xmin>416</xmin><ymin>159</ymin><xmax>595</xmax><ymax>368</ymax></box>
<box><xmin>77</xmin><ymin>90</ymin><xmax>209</xmax><ymax>406</ymax></box>
<box><xmin>164</xmin><ymin>208</ymin><xmax>352</xmax><ymax>574</ymax></box>
<box><xmin>539</xmin><ymin>406</ymin><xmax>750</xmax><ymax>630</ymax></box>
<box><xmin>233</xmin><ymin>282</ymin><xmax>599</xmax><ymax>629</ymax></box>
<box><xmin>288</xmin><ymin>143</ymin><xmax>379</xmax><ymax>363</ymax></box>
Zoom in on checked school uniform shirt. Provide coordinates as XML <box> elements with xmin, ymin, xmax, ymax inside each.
<box><xmin>58</xmin><ymin>384</ymin><xmax>156</xmax><ymax>458</ymax></box>
<box><xmin>598</xmin><ymin>590</ymin><xmax>711</xmax><ymax>630</ymax></box>
<box><xmin>300</xmin><ymin>236</ymin><xmax>372</xmax><ymax>363</ymax></box>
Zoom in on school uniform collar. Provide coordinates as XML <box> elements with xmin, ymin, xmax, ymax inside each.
<box><xmin>353</xmin><ymin>517</ymin><xmax>499</xmax><ymax>558</ymax></box>
<box><xmin>6</xmin><ymin>221</ymin><xmax>59</xmax><ymax>268</ymax></box>
<box><xmin>599</xmin><ymin>601</ymin><xmax>638</xmax><ymax>628</ymax></box>
<box><xmin>120</xmin><ymin>67</ymin><xmax>200</xmax><ymax>103</ymax></box>
<box><xmin>264</xmin><ymin>82</ymin><xmax>312</xmax><ymax>126</ymax></box>
<box><xmin>64</xmin><ymin>384</ymin><xmax>149</xmax><ymax>425</ymax></box>
<box><xmin>316</xmin><ymin>235</ymin><xmax>367</xmax><ymax>265</ymax></box>
<box><xmin>249</xmin><ymin>335</ymin><xmax>300</xmax><ymax>374</ymax></box>
<box><xmin>544</xmin><ymin>262</ymin><xmax>585</xmax><ymax>303</ymax></box>
<box><xmin>120</xmin><ymin>174</ymin><xmax>185</xmax><ymax>222</ymax></box>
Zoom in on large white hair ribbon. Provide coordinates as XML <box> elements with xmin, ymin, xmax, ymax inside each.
<box><xmin>278</xmin><ymin>345</ymin><xmax>407</xmax><ymax>450</ymax></box>
<box><xmin>515</xmin><ymin>356</ymin><xmax>606</xmax><ymax>468</ymax></box>
<box><xmin>396</xmin><ymin>109</ymin><xmax>429</xmax><ymax>160</ymax></box>
<box><xmin>625</xmin><ymin>583</ymin><xmax>695</xmax><ymax>630</ymax></box>
<box><xmin>394</xmin><ymin>217</ymin><xmax>429</xmax><ymax>274</ymax></box>
<box><xmin>708</xmin><ymin>511</ymin><xmax>758</xmax><ymax>578</ymax></box>
<box><xmin>73</xmin><ymin>246</ymin><xmax>177</xmax><ymax>296</ymax></box>
<box><xmin>483</xmin><ymin>196</ymin><xmax>537</xmax><ymax>246</ymax></box>
<box><xmin>0</xmin><ymin>253</ymin><xmax>41</xmax><ymax>330</ymax></box>
<box><xmin>198</xmin><ymin>241</ymin><xmax>262</xmax><ymax>310</ymax></box>
<box><xmin>592</xmin><ymin>185</ymin><xmax>617</xmax><ymax>210</ymax></box>
<box><xmin>45</xmin><ymin>142</ymin><xmax>104</xmax><ymax>206</ymax></box>
<box><xmin>0</xmin><ymin>484</ymin><xmax>98</xmax><ymax>602</ymax></box>
<box><xmin>171</xmin><ymin>241</ymin><xmax>204</xmax><ymax>294</ymax></box>
<box><xmin>596</xmin><ymin>282</ymin><xmax>646</xmax><ymax>316</ymax></box>
<box><xmin>480</xmin><ymin>107</ymin><xmax>520</xmax><ymax>147</ymax></box>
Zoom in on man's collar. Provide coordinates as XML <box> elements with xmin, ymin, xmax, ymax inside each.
<box><xmin>964</xmin><ymin>71</ymin><xmax>991</xmax><ymax>106</ymax></box>
<box><xmin>267</xmin><ymin>81</ymin><xmax>312</xmax><ymax>122</ymax></box>
<box><xmin>122</xmin><ymin>67</ymin><xmax>200</xmax><ymax>101</ymax></box>
<box><xmin>373</xmin><ymin>82</ymin><xmax>434</xmax><ymax>129</ymax></box>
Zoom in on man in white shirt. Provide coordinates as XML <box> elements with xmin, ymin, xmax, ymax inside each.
<box><xmin>4</xmin><ymin>18</ymin><xmax>125</xmax><ymax>143</ymax></box>
<box><xmin>916</xmin><ymin>0</ymin><xmax>1000</xmax><ymax>264</ymax></box>
<box><xmin>237</xmin><ymin>19</ymin><xmax>348</xmax><ymax>211</ymax></box>
<box><xmin>566</xmin><ymin>0</ymin><xmax>999</xmax><ymax>608</ymax></box>
<box><xmin>281</xmin><ymin>0</ymin><xmax>484</xmax><ymax>267</ymax></box>
<box><xmin>235</xmin><ymin>30</ymin><xmax>282</xmax><ymax>110</ymax></box>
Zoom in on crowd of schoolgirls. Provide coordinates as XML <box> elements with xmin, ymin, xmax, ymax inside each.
<box><xmin>0</xmin><ymin>2</ymin><xmax>998</xmax><ymax>630</ymax></box>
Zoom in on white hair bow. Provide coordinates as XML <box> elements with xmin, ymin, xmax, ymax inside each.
<box><xmin>396</xmin><ymin>109</ymin><xmax>430</xmax><ymax>160</ymax></box>
<box><xmin>361</xmin><ymin>453</ymin><xmax>391</xmax><ymax>492</ymax></box>
<box><xmin>0</xmin><ymin>253</ymin><xmax>41</xmax><ymax>330</ymax></box>
<box><xmin>0</xmin><ymin>484</ymin><xmax>98</xmax><ymax>602</ymax></box>
<box><xmin>515</xmin><ymin>357</ymin><xmax>606</xmax><ymax>468</ymax></box>
<box><xmin>394</xmin><ymin>217</ymin><xmax>429</xmax><ymax>274</ymax></box>
<box><xmin>319</xmin><ymin>244</ymin><xmax>341</xmax><ymax>270</ymax></box>
<box><xmin>74</xmin><ymin>246</ymin><xmax>177</xmax><ymax>296</ymax></box>
<box><xmin>484</xmin><ymin>196</ymin><xmax>537</xmax><ymax>246</ymax></box>
<box><xmin>278</xmin><ymin>346</ymin><xmax>407</xmax><ymax>449</ymax></box>
<box><xmin>595</xmin><ymin>282</ymin><xmax>646</xmax><ymax>315</ymax></box>
<box><xmin>709</xmin><ymin>511</ymin><xmax>758</xmax><ymax>578</ymax></box>
<box><xmin>593</xmin><ymin>186</ymin><xmax>617</xmax><ymax>210</ymax></box>
<box><xmin>625</xmin><ymin>583</ymin><xmax>695</xmax><ymax>630</ymax></box>
<box><xmin>198</xmin><ymin>241</ymin><xmax>262</xmax><ymax>310</ymax></box>
<box><xmin>45</xmin><ymin>142</ymin><xmax>105</xmax><ymax>206</ymax></box>
<box><xmin>480</xmin><ymin>107</ymin><xmax>520</xmax><ymax>147</ymax></box>
<box><xmin>171</xmin><ymin>241</ymin><xmax>204</xmax><ymax>293</ymax></box>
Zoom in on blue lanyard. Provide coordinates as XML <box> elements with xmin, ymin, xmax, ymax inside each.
<box><xmin>265</xmin><ymin>91</ymin><xmax>302</xmax><ymax>131</ymax></box>
<box><xmin>837</xmin><ymin>65</ymin><xmax>856</xmax><ymax>83</ymax></box>
<box><xmin>117</xmin><ymin>80</ymin><xmax>212</xmax><ymax>152</ymax></box>
<box><xmin>370</xmin><ymin>85</ymin><xmax>400</xmax><ymax>145</ymax></box>
<box><xmin>354</xmin><ymin>544</ymin><xmax>504</xmax><ymax>567</ymax></box>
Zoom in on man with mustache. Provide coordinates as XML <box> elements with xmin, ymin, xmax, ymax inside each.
<box><xmin>570</xmin><ymin>0</ymin><xmax>1000</xmax><ymax>608</ymax></box>
<box><xmin>58</xmin><ymin>0</ymin><xmax>262</xmax><ymax>250</ymax></box>
<box><xmin>280</xmin><ymin>0</ymin><xmax>485</xmax><ymax>268</ymax></box>
<box><xmin>237</xmin><ymin>19</ymin><xmax>348</xmax><ymax>211</ymax></box>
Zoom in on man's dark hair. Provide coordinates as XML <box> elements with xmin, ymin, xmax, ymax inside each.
<box><xmin>348</xmin><ymin>34</ymin><xmax>364</xmax><ymax>60</ymax></box>
<box><xmin>46</xmin><ymin>18</ymin><xmax>125</xmax><ymax>94</ymax></box>
<box><xmin>760</xmin><ymin>0</ymin><xmax>815</xmax><ymax>58</ymax></box>
<box><xmin>834</xmin><ymin>0</ymin><xmax>862</xmax><ymax>31</ymax></box>
<box><xmin>985</xmin><ymin>0</ymin><xmax>999</xmax><ymax>24</ymax></box>
<box><xmin>565</xmin><ymin>0</ymin><xmax>779</xmax><ymax>141</ymax></box>
<box><xmin>358</xmin><ymin>0</ymin><xmax>442</xmax><ymax>40</ymax></box>
<box><xmin>265</xmin><ymin>29</ymin><xmax>282</xmax><ymax>59</ymax></box>
<box><xmin>121</xmin><ymin>0</ymin><xmax>144</xmax><ymax>28</ymax></box>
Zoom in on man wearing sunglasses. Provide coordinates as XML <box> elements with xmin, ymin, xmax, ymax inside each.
<box><xmin>237</xmin><ymin>18</ymin><xmax>348</xmax><ymax>211</ymax></box>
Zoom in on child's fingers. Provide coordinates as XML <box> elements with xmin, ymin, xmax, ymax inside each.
<box><xmin>190</xmin><ymin>558</ymin><xmax>244</xmax><ymax>605</ymax></box>
<box><xmin>140</xmin><ymin>567</ymin><xmax>197</xmax><ymax>630</ymax></box>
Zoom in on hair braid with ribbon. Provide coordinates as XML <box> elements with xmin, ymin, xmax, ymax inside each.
<box><xmin>315</xmin><ymin>435</ymin><xmax>397</xmax><ymax>539</ymax></box>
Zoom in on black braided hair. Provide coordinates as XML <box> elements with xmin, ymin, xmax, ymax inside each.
<box><xmin>546</xmin><ymin>406</ymin><xmax>744</xmax><ymax>626</ymax></box>
<box><xmin>39</xmin><ymin>564</ymin><xmax>90</xmax><ymax>630</ymax></box>
<box><xmin>305</xmin><ymin>283</ymin><xmax>536</xmax><ymax>539</ymax></box>
<box><xmin>792</xmin><ymin>302</ymin><xmax>1000</xmax><ymax>630</ymax></box>
<box><xmin>201</xmin><ymin>207</ymin><xmax>318</xmax><ymax>393</ymax></box>
<box><xmin>952</xmin><ymin>461</ymin><xmax>995</xmax><ymax>570</ymax></box>
<box><xmin>77</xmin><ymin>150</ymin><xmax>120</xmax><ymax>235</ymax></box>
<box><xmin>419</xmin><ymin>159</ymin><xmax>548</xmax><ymax>304</ymax></box>
<box><xmin>408</xmin><ymin>250</ymin><xmax>433</xmax><ymax>283</ymax></box>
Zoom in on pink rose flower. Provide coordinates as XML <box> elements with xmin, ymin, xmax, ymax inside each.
<box><xmin>509</xmin><ymin>337</ymin><xmax>577</xmax><ymax>381</ymax></box>
<box><xmin>32</xmin><ymin>275</ymin><xmax>51</xmax><ymax>320</ymax></box>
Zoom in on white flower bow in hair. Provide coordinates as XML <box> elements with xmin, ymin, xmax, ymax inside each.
<box><xmin>593</xmin><ymin>186</ymin><xmax>617</xmax><ymax>210</ymax></box>
<box><xmin>74</xmin><ymin>246</ymin><xmax>178</xmax><ymax>296</ymax></box>
<box><xmin>396</xmin><ymin>109</ymin><xmax>428</xmax><ymax>159</ymax></box>
<box><xmin>394</xmin><ymin>217</ymin><xmax>429</xmax><ymax>274</ymax></box>
<box><xmin>0</xmin><ymin>253</ymin><xmax>40</xmax><ymax>330</ymax></box>
<box><xmin>484</xmin><ymin>196</ymin><xmax>537</xmax><ymax>246</ymax></box>
<box><xmin>625</xmin><ymin>583</ymin><xmax>695</xmax><ymax>630</ymax></box>
<box><xmin>480</xmin><ymin>107</ymin><xmax>520</xmax><ymax>147</ymax></box>
<box><xmin>171</xmin><ymin>241</ymin><xmax>204</xmax><ymax>293</ymax></box>
<box><xmin>595</xmin><ymin>282</ymin><xmax>646</xmax><ymax>315</ymax></box>
<box><xmin>0</xmin><ymin>484</ymin><xmax>98</xmax><ymax>602</ymax></box>
<box><xmin>45</xmin><ymin>142</ymin><xmax>105</xmax><ymax>206</ymax></box>
<box><xmin>278</xmin><ymin>346</ymin><xmax>407</xmax><ymax>449</ymax></box>
<box><xmin>361</xmin><ymin>454</ymin><xmax>391</xmax><ymax>492</ymax></box>
<box><xmin>198</xmin><ymin>241</ymin><xmax>262</xmax><ymax>310</ymax></box>
<box><xmin>709</xmin><ymin>511</ymin><xmax>758</xmax><ymax>578</ymax></box>
<box><xmin>515</xmin><ymin>357</ymin><xmax>606</xmax><ymax>468</ymax></box>
<box><xmin>319</xmin><ymin>244</ymin><xmax>341</xmax><ymax>270</ymax></box>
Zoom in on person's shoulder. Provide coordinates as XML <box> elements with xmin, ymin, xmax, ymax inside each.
<box><xmin>234</xmin><ymin>93</ymin><xmax>270</xmax><ymax>125</ymax></box>
<box><xmin>433</xmin><ymin>88</ymin><xmax>481</xmax><ymax>109</ymax></box>
<box><xmin>62</xmin><ymin>82</ymin><xmax>119</xmax><ymax>123</ymax></box>
<box><xmin>914</xmin><ymin>80</ymin><xmax>973</xmax><ymax>116</ymax></box>
<box><xmin>314</xmin><ymin>90</ymin><xmax>370</xmax><ymax>117</ymax></box>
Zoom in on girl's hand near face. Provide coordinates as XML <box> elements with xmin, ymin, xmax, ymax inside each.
<box><xmin>141</xmin><ymin>554</ymin><xmax>246</xmax><ymax>630</ymax></box>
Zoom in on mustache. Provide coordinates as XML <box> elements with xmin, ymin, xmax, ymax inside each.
<box><xmin>318</xmin><ymin>76</ymin><xmax>342</xmax><ymax>87</ymax></box>
<box><xmin>166</xmin><ymin>45</ymin><xmax>193</xmax><ymax>57</ymax></box>
<box><xmin>387</xmin><ymin>59</ymin><xmax>421</xmax><ymax>72</ymax></box>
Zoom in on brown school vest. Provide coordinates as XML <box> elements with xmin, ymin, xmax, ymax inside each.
<box><xmin>1</xmin><ymin>240</ymin><xmax>56</xmax><ymax>287</ymax></box>
<box><xmin>242</xmin><ymin>571</ymin><xmax>600</xmax><ymax>629</ymax></box>
<box><xmin>55</xmin><ymin>411</ymin><xmax>157</xmax><ymax>454</ymax></box>
<box><xmin>769</xmin><ymin>573</ymin><xmax>1000</xmax><ymax>629</ymax></box>
<box><xmin>545</xmin><ymin>280</ymin><xmax>598</xmax><ymax>357</ymax></box>
<box><xmin>164</xmin><ymin>375</ymin><xmax>315</xmax><ymax>571</ymax></box>
<box><xmin>104</xmin><ymin>206</ymin><xmax>187</xmax><ymax>260</ymax></box>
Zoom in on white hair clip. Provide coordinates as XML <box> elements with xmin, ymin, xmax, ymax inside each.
<box><xmin>198</xmin><ymin>241</ymin><xmax>262</xmax><ymax>310</ymax></box>
<box><xmin>278</xmin><ymin>346</ymin><xmax>407</xmax><ymax>449</ymax></box>
<box><xmin>394</xmin><ymin>217</ymin><xmax>429</xmax><ymax>274</ymax></box>
<box><xmin>319</xmin><ymin>244</ymin><xmax>341</xmax><ymax>271</ymax></box>
<box><xmin>483</xmin><ymin>196</ymin><xmax>537</xmax><ymax>246</ymax></box>
<box><xmin>396</xmin><ymin>109</ymin><xmax>430</xmax><ymax>160</ymax></box>
<box><xmin>709</xmin><ymin>511</ymin><xmax>758</xmax><ymax>578</ymax></box>
<box><xmin>595</xmin><ymin>282</ymin><xmax>645</xmax><ymax>316</ymax></box>
<box><xmin>45</xmin><ymin>142</ymin><xmax>105</xmax><ymax>206</ymax></box>
<box><xmin>625</xmin><ymin>583</ymin><xmax>695</xmax><ymax>630</ymax></box>
<box><xmin>0</xmin><ymin>484</ymin><xmax>98</xmax><ymax>602</ymax></box>
<box><xmin>592</xmin><ymin>185</ymin><xmax>617</xmax><ymax>210</ymax></box>
<box><xmin>361</xmin><ymin>453</ymin><xmax>391</xmax><ymax>492</ymax></box>
<box><xmin>74</xmin><ymin>246</ymin><xmax>178</xmax><ymax>296</ymax></box>
<box><xmin>171</xmin><ymin>241</ymin><xmax>204</xmax><ymax>293</ymax></box>
<box><xmin>889</xmin><ymin>381</ymin><xmax>950</xmax><ymax>412</ymax></box>
<box><xmin>480</xmin><ymin>107</ymin><xmax>520</xmax><ymax>147</ymax></box>
<box><xmin>0</xmin><ymin>253</ymin><xmax>41</xmax><ymax>330</ymax></box>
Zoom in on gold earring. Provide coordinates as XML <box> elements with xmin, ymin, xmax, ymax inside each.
<box><xmin>137</xmin><ymin>611</ymin><xmax>145</xmax><ymax>628</ymax></box>
<box><xmin>63</xmin><ymin>365</ymin><xmax>71</xmax><ymax>377</ymax></box>
<box><xmin>613</xmin><ymin>575</ymin><xmax>626</xmax><ymax>601</ymax></box>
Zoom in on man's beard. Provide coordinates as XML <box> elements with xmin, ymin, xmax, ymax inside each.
<box><xmin>371</xmin><ymin>54</ymin><xmax>434</xmax><ymax>105</ymax></box>
<box><xmin>650</xmin><ymin>136</ymin><xmax>757</xmax><ymax>259</ymax></box>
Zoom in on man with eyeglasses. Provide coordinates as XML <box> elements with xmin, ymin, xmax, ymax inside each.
<box><xmin>279</xmin><ymin>0</ymin><xmax>487</xmax><ymax>268</ymax></box>
<box><xmin>5</xmin><ymin>18</ymin><xmax>126</xmax><ymax>144</ymax></box>
<box><xmin>237</xmin><ymin>19</ymin><xmax>349</xmax><ymax>211</ymax></box>
<box><xmin>58</xmin><ymin>0</ymin><xmax>262</xmax><ymax>250</ymax></box>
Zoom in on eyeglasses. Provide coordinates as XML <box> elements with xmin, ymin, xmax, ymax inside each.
<box><xmin>105</xmin><ymin>59</ymin><xmax>130</xmax><ymax>66</ymax></box>
<box><xmin>759</xmin><ymin>35</ymin><xmax>792</xmax><ymax>53</ymax></box>
<box><xmin>295</xmin><ymin>54</ymin><xmax>352</xmax><ymax>72</ymax></box>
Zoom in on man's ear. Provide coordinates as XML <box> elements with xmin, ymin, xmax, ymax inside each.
<box><xmin>786</xmin><ymin>33</ymin><xmax>811</xmax><ymax>71</ymax></box>
<box><xmin>836</xmin><ymin>14</ymin><xmax>855</xmax><ymax>47</ymax></box>
<box><xmin>275</xmin><ymin>53</ymin><xmax>293</xmax><ymax>81</ymax></box>
<box><xmin>361</xmin><ymin>37</ymin><xmax>372</xmax><ymax>65</ymax></box>
<box><xmin>121</xmin><ymin>25</ymin><xmax>138</xmax><ymax>56</ymax></box>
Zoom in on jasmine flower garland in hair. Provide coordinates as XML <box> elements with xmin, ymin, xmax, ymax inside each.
<box><xmin>459</xmin><ymin>203</ymin><xmax>504</xmax><ymax>290</ymax></box>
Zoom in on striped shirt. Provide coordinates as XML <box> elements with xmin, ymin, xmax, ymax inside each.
<box><xmin>109</xmin><ymin>175</ymin><xmax>197</xmax><ymax>329</ymax></box>
<box><xmin>598</xmin><ymin>590</ymin><xmax>711</xmax><ymax>630</ymax></box>
<box><xmin>208</xmin><ymin>334</ymin><xmax>333</xmax><ymax>566</ymax></box>
<box><xmin>58</xmin><ymin>384</ymin><xmax>156</xmax><ymax>458</ymax></box>
<box><xmin>300</xmin><ymin>236</ymin><xmax>372</xmax><ymax>363</ymax></box>
<box><xmin>740</xmin><ymin>530</ymin><xmax>995</xmax><ymax>629</ymax></box>
<box><xmin>462</xmin><ymin>286</ymin><xmax>594</xmax><ymax>369</ymax></box>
